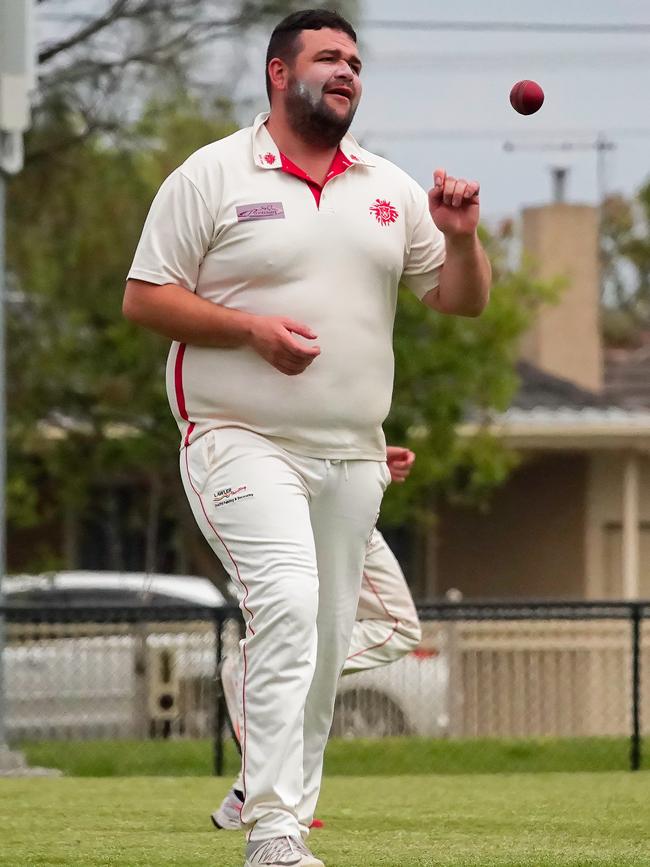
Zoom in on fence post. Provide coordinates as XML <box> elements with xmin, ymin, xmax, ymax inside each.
<box><xmin>630</xmin><ymin>603</ymin><xmax>642</xmax><ymax>772</ymax></box>
<box><xmin>445</xmin><ymin>589</ymin><xmax>463</xmax><ymax>738</ymax></box>
<box><xmin>213</xmin><ymin>612</ymin><xmax>225</xmax><ymax>776</ymax></box>
<box><xmin>132</xmin><ymin>621</ymin><xmax>149</xmax><ymax>739</ymax></box>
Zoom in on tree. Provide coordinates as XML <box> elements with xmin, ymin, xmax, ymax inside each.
<box><xmin>7</xmin><ymin>0</ymin><xmax>359</xmax><ymax>581</ymax></box>
<box><xmin>31</xmin><ymin>0</ymin><xmax>359</xmax><ymax>160</ymax></box>
<box><xmin>7</xmin><ymin>96</ymin><xmax>240</xmax><ymax>581</ymax></box>
<box><xmin>7</xmin><ymin>102</ymin><xmax>554</xmax><ymax>574</ymax></box>
<box><xmin>600</xmin><ymin>180</ymin><xmax>650</xmax><ymax>344</ymax></box>
<box><xmin>7</xmin><ymin>2</ymin><xmax>555</xmax><ymax>576</ymax></box>
<box><xmin>381</xmin><ymin>227</ymin><xmax>556</xmax><ymax>526</ymax></box>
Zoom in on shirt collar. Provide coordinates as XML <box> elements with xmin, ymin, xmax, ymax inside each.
<box><xmin>251</xmin><ymin>111</ymin><xmax>375</xmax><ymax>169</ymax></box>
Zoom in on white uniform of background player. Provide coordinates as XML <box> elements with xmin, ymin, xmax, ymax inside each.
<box><xmin>212</xmin><ymin>446</ymin><xmax>421</xmax><ymax>832</ymax></box>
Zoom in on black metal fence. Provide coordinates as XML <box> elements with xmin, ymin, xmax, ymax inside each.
<box><xmin>1</xmin><ymin>602</ymin><xmax>241</xmax><ymax>775</ymax></box>
<box><xmin>419</xmin><ymin>600</ymin><xmax>648</xmax><ymax>773</ymax></box>
<box><xmin>1</xmin><ymin>600</ymin><xmax>648</xmax><ymax>776</ymax></box>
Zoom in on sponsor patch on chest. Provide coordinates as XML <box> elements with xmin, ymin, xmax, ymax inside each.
<box><xmin>236</xmin><ymin>202</ymin><xmax>285</xmax><ymax>221</ymax></box>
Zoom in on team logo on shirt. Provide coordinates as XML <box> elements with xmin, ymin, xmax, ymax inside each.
<box><xmin>263</xmin><ymin>152</ymin><xmax>277</xmax><ymax>165</ymax></box>
<box><xmin>369</xmin><ymin>199</ymin><xmax>399</xmax><ymax>226</ymax></box>
<box><xmin>213</xmin><ymin>486</ymin><xmax>253</xmax><ymax>507</ymax></box>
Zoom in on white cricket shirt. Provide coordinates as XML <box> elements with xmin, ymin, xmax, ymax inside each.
<box><xmin>128</xmin><ymin>112</ymin><xmax>446</xmax><ymax>460</ymax></box>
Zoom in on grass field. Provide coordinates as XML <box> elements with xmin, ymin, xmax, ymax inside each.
<box><xmin>2</xmin><ymin>772</ymin><xmax>650</xmax><ymax>866</ymax></box>
<box><xmin>19</xmin><ymin>735</ymin><xmax>647</xmax><ymax>777</ymax></box>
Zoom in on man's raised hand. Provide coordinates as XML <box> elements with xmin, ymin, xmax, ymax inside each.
<box><xmin>428</xmin><ymin>168</ymin><xmax>480</xmax><ymax>238</ymax></box>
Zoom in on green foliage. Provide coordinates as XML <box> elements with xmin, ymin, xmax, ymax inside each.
<box><xmin>32</xmin><ymin>0</ymin><xmax>361</xmax><ymax>161</ymax></box>
<box><xmin>382</xmin><ymin>232</ymin><xmax>558</xmax><ymax>524</ymax></box>
<box><xmin>6</xmin><ymin>0</ymin><xmax>364</xmax><ymax>570</ymax></box>
<box><xmin>7</xmin><ymin>92</ymin><xmax>557</xmax><ymax>564</ymax></box>
<box><xmin>601</xmin><ymin>180</ymin><xmax>650</xmax><ymax>332</ymax></box>
<box><xmin>19</xmin><ymin>735</ymin><xmax>639</xmax><ymax>778</ymax></box>
<box><xmin>6</xmin><ymin>97</ymin><xmax>239</xmax><ymax>566</ymax></box>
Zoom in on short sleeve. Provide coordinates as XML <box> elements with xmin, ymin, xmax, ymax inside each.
<box><xmin>127</xmin><ymin>170</ymin><xmax>215</xmax><ymax>292</ymax></box>
<box><xmin>401</xmin><ymin>183</ymin><xmax>446</xmax><ymax>300</ymax></box>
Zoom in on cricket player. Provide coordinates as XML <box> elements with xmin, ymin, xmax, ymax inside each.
<box><xmin>211</xmin><ymin>445</ymin><xmax>422</xmax><ymax>832</ymax></box>
<box><xmin>123</xmin><ymin>9</ymin><xmax>490</xmax><ymax>866</ymax></box>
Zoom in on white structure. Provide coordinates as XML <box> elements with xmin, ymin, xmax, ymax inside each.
<box><xmin>0</xmin><ymin>0</ymin><xmax>36</xmax><ymax>172</ymax></box>
<box><xmin>0</xmin><ymin>0</ymin><xmax>36</xmax><ymax>764</ymax></box>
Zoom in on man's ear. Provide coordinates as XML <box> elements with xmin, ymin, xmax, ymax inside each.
<box><xmin>268</xmin><ymin>58</ymin><xmax>290</xmax><ymax>94</ymax></box>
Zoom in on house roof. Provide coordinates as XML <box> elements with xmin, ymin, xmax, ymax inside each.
<box><xmin>604</xmin><ymin>340</ymin><xmax>650</xmax><ymax>411</ymax></box>
<box><xmin>509</xmin><ymin>338</ymin><xmax>650</xmax><ymax>416</ymax></box>
<box><xmin>511</xmin><ymin>361</ymin><xmax>611</xmax><ymax>412</ymax></box>
<box><xmin>459</xmin><ymin>359</ymin><xmax>650</xmax><ymax>448</ymax></box>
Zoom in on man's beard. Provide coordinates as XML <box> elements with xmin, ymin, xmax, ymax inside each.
<box><xmin>285</xmin><ymin>75</ymin><xmax>357</xmax><ymax>148</ymax></box>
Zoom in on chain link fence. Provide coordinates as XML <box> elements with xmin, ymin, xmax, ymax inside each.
<box><xmin>1</xmin><ymin>603</ymin><xmax>241</xmax><ymax>775</ymax></box>
<box><xmin>1</xmin><ymin>601</ymin><xmax>648</xmax><ymax>775</ymax></box>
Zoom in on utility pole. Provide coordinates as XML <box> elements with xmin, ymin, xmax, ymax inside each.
<box><xmin>0</xmin><ymin>0</ymin><xmax>36</xmax><ymax>771</ymax></box>
<box><xmin>503</xmin><ymin>134</ymin><xmax>616</xmax><ymax>206</ymax></box>
<box><xmin>503</xmin><ymin>134</ymin><xmax>616</xmax><ymax>299</ymax></box>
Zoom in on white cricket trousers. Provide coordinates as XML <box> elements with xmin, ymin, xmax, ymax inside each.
<box><xmin>343</xmin><ymin>528</ymin><xmax>422</xmax><ymax>673</ymax></box>
<box><xmin>227</xmin><ymin>527</ymin><xmax>422</xmax><ymax>805</ymax></box>
<box><xmin>180</xmin><ymin>427</ymin><xmax>388</xmax><ymax>841</ymax></box>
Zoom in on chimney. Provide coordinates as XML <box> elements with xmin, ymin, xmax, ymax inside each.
<box><xmin>551</xmin><ymin>166</ymin><xmax>568</xmax><ymax>203</ymax></box>
<box><xmin>519</xmin><ymin>168</ymin><xmax>603</xmax><ymax>392</ymax></box>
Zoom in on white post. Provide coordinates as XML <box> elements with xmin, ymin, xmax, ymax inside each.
<box><xmin>0</xmin><ymin>0</ymin><xmax>36</xmax><ymax>763</ymax></box>
<box><xmin>622</xmin><ymin>453</ymin><xmax>640</xmax><ymax>599</ymax></box>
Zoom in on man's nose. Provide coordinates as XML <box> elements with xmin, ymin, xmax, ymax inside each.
<box><xmin>333</xmin><ymin>62</ymin><xmax>354</xmax><ymax>80</ymax></box>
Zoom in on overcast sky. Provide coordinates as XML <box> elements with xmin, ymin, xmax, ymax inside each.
<box><xmin>38</xmin><ymin>1</ymin><xmax>650</xmax><ymax>224</ymax></box>
<box><xmin>219</xmin><ymin>0</ymin><xmax>650</xmax><ymax>223</ymax></box>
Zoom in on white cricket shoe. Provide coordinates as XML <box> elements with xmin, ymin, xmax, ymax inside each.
<box><xmin>210</xmin><ymin>785</ymin><xmax>326</xmax><ymax>836</ymax></box>
<box><xmin>211</xmin><ymin>786</ymin><xmax>244</xmax><ymax>830</ymax></box>
<box><xmin>244</xmin><ymin>836</ymin><xmax>324</xmax><ymax>867</ymax></box>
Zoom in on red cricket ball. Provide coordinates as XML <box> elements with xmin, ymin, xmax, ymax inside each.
<box><xmin>509</xmin><ymin>80</ymin><xmax>545</xmax><ymax>115</ymax></box>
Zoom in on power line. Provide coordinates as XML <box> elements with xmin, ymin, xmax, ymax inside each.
<box><xmin>502</xmin><ymin>137</ymin><xmax>616</xmax><ymax>210</ymax></box>
<box><xmin>361</xmin><ymin>128</ymin><xmax>650</xmax><ymax>142</ymax></box>
<box><xmin>503</xmin><ymin>139</ymin><xmax>616</xmax><ymax>153</ymax></box>
<box><xmin>367</xmin><ymin>48</ymin><xmax>650</xmax><ymax>70</ymax></box>
<box><xmin>364</xmin><ymin>20</ymin><xmax>650</xmax><ymax>35</ymax></box>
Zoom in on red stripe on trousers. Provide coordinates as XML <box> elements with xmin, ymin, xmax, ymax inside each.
<box><xmin>182</xmin><ymin>446</ymin><xmax>254</xmax><ymax>798</ymax></box>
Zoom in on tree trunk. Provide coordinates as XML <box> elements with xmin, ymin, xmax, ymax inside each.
<box><xmin>106</xmin><ymin>488</ymin><xmax>124</xmax><ymax>571</ymax></box>
<box><xmin>62</xmin><ymin>501</ymin><xmax>79</xmax><ymax>569</ymax></box>
<box><xmin>145</xmin><ymin>474</ymin><xmax>162</xmax><ymax>574</ymax></box>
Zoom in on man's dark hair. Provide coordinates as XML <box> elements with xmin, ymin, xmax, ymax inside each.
<box><xmin>265</xmin><ymin>9</ymin><xmax>357</xmax><ymax>102</ymax></box>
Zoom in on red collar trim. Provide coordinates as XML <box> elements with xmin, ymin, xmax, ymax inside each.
<box><xmin>279</xmin><ymin>148</ymin><xmax>353</xmax><ymax>190</ymax></box>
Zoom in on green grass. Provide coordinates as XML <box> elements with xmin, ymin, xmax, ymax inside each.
<box><xmin>1</xmin><ymin>773</ymin><xmax>650</xmax><ymax>866</ymax></box>
<box><xmin>19</xmin><ymin>735</ymin><xmax>646</xmax><ymax>778</ymax></box>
